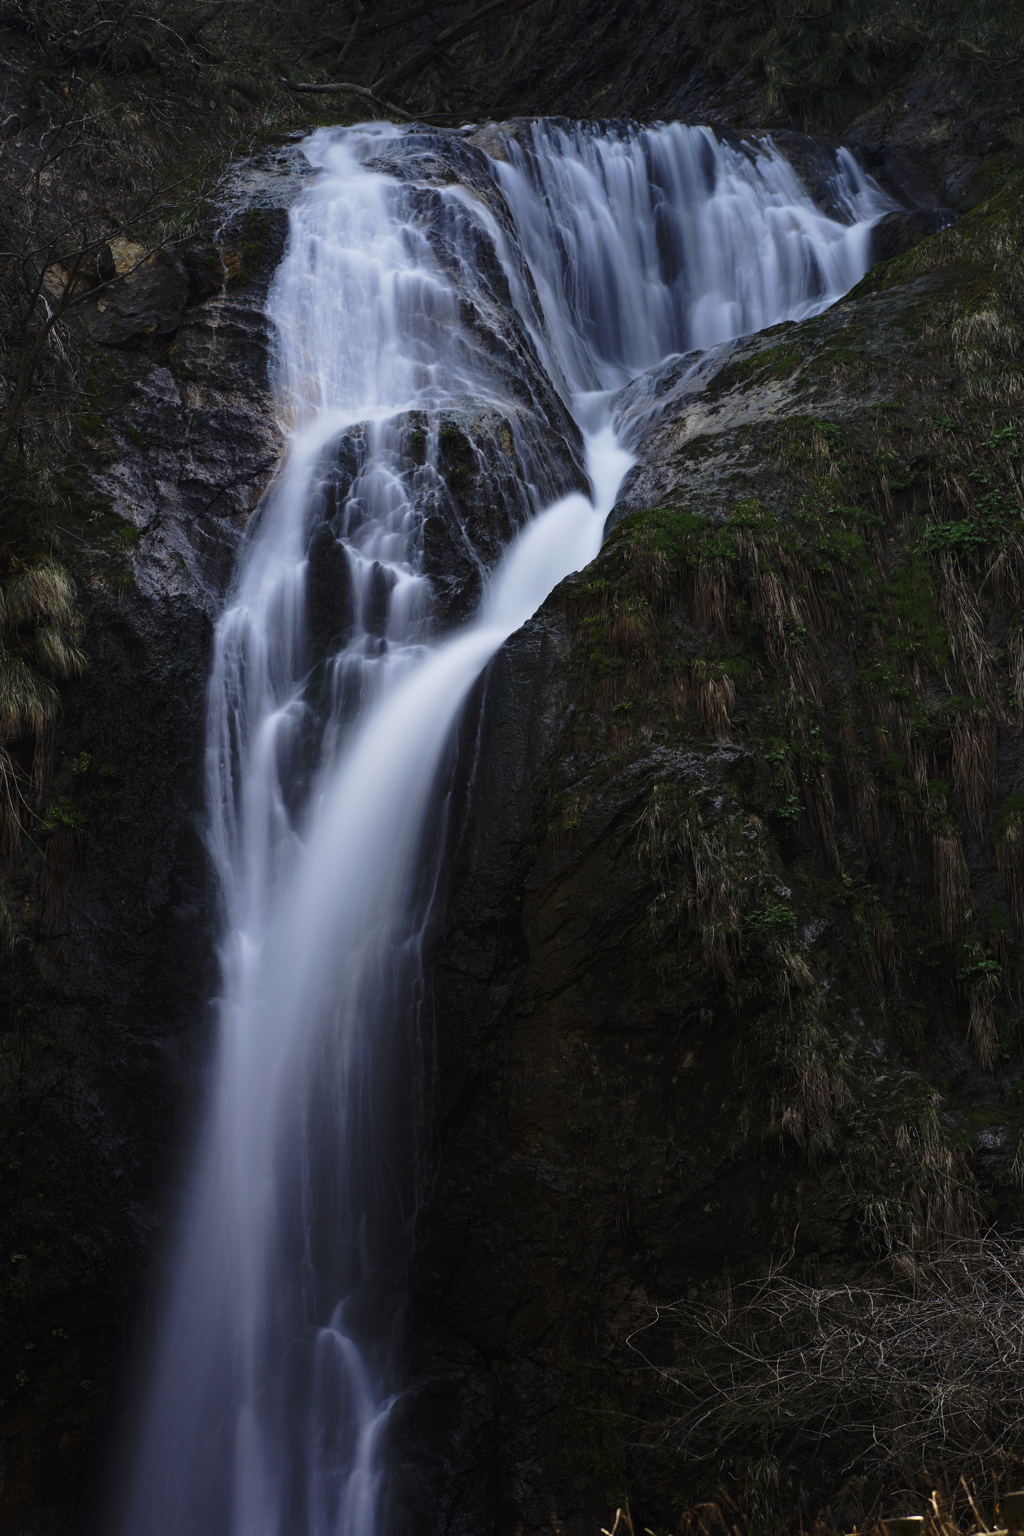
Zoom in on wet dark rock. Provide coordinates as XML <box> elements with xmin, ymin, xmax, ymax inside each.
<box><xmin>871</xmin><ymin>205</ymin><xmax>956</xmax><ymax>263</ymax></box>
<box><xmin>843</xmin><ymin>64</ymin><xmax>1014</xmax><ymax>211</ymax></box>
<box><xmin>764</xmin><ymin>130</ymin><xmax>868</xmax><ymax>217</ymax></box>
<box><xmin>77</xmin><ymin>248</ymin><xmax>190</xmax><ymax>346</ymax></box>
<box><xmin>365</xmin><ymin>559</ymin><xmax>397</xmax><ymax>638</ymax></box>
<box><xmin>307</xmin><ymin>524</ymin><xmax>355</xmax><ymax>656</ymax></box>
<box><xmin>425</xmin><ymin>407</ymin><xmax>579</xmax><ymax>628</ymax></box>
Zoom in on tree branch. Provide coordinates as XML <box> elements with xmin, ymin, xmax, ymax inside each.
<box><xmin>334</xmin><ymin>0</ymin><xmax>363</xmax><ymax>72</ymax></box>
<box><xmin>280</xmin><ymin>76</ymin><xmax>415</xmax><ymax>120</ymax></box>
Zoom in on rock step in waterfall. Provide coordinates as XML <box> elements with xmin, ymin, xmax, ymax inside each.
<box><xmin>116</xmin><ymin>119</ymin><xmax>896</xmax><ymax>1536</ymax></box>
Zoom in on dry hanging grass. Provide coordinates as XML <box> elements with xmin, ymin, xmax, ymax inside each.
<box><xmin>996</xmin><ymin>808</ymin><xmax>1024</xmax><ymax>938</ymax></box>
<box><xmin>931</xmin><ymin>828</ymin><xmax>973</xmax><ymax>945</ymax></box>
<box><xmin>1007</xmin><ymin>624</ymin><xmax>1024</xmax><ymax>718</ymax></box>
<box><xmin>948</xmin><ymin>708</ymin><xmax>998</xmax><ymax>837</ymax></box>
<box><xmin>799</xmin><ymin>757</ymin><xmax>840</xmax><ymax>872</ymax></box>
<box><xmin>840</xmin><ymin>722</ymin><xmax>882</xmax><ymax>860</ymax></box>
<box><xmin>692</xmin><ymin>659</ymin><xmax>735</xmax><ymax>740</ymax></box>
<box><xmin>767</xmin><ymin>956</ymin><xmax>848</xmax><ymax>1160</ymax></box>
<box><xmin>0</xmin><ymin>557</ymin><xmax>86</xmax><ymax>851</ymax></box>
<box><xmin>636</xmin><ymin>784</ymin><xmax>768</xmax><ymax>982</ymax></box>
<box><xmin>967</xmin><ymin>973</ymin><xmax>1000</xmax><ymax>1071</ymax></box>
<box><xmin>693</xmin><ymin>556</ymin><xmax>730</xmax><ymax>638</ymax></box>
<box><xmin>748</xmin><ymin>567</ymin><xmax>821</xmax><ymax>704</ymax></box>
<box><xmin>934</xmin><ymin>557</ymin><xmax>999</xmax><ymax>711</ymax></box>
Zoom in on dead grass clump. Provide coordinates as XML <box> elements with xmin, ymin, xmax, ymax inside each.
<box><xmin>933</xmin><ymin>557</ymin><xmax>999</xmax><ymax>711</ymax></box>
<box><xmin>951</xmin><ymin>306</ymin><xmax>1023</xmax><ymax>400</ymax></box>
<box><xmin>662</xmin><ymin>1480</ymin><xmax>1024</xmax><ymax>1536</ymax></box>
<box><xmin>931</xmin><ymin>825</ymin><xmax>973</xmax><ymax>946</ymax></box>
<box><xmin>624</xmin><ymin>524</ymin><xmax>673</xmax><ymax>610</ymax></box>
<box><xmin>691</xmin><ymin>659</ymin><xmax>735</xmax><ymax>740</ymax></box>
<box><xmin>609</xmin><ymin>597</ymin><xmax>660</xmax><ymax>671</ymax></box>
<box><xmin>637</xmin><ymin>784</ymin><xmax>768</xmax><ymax>982</ymax></box>
<box><xmin>770</xmin><ymin>991</ymin><xmax>847</xmax><ymax>1158</ymax></box>
<box><xmin>760</xmin><ymin>934</ymin><xmax>849</xmax><ymax>1161</ymax></box>
<box><xmin>840</xmin><ymin>719</ymin><xmax>882</xmax><ymax>860</ymax></box>
<box><xmin>876</xmin><ymin>1101</ymin><xmax>980</xmax><ymax>1252</ymax></box>
<box><xmin>983</xmin><ymin>534</ymin><xmax>1024</xmax><ymax>609</ymax></box>
<box><xmin>967</xmin><ymin>972</ymin><xmax>1000</xmax><ymax>1071</ymax></box>
<box><xmin>947</xmin><ymin>705</ymin><xmax>998</xmax><ymax>836</ymax></box>
<box><xmin>0</xmin><ymin>558</ymin><xmax>85</xmax><ymax>850</ymax></box>
<box><xmin>693</xmin><ymin>557</ymin><xmax>730</xmax><ymax>638</ymax></box>
<box><xmin>748</xmin><ymin>566</ymin><xmax>822</xmax><ymax>704</ymax></box>
<box><xmin>853</xmin><ymin>897</ymin><xmax>897</xmax><ymax>986</ymax></box>
<box><xmin>995</xmin><ymin>801</ymin><xmax>1024</xmax><ymax>938</ymax></box>
<box><xmin>1007</xmin><ymin>623</ymin><xmax>1024</xmax><ymax>719</ymax></box>
<box><xmin>798</xmin><ymin>758</ymin><xmax>840</xmax><ymax>872</ymax></box>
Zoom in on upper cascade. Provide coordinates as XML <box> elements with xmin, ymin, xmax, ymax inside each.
<box><xmin>489</xmin><ymin>118</ymin><xmax>895</xmax><ymax>396</ymax></box>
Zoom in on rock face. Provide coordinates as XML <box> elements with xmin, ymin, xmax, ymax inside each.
<box><xmin>405</xmin><ymin>173</ymin><xmax>1024</xmax><ymax>1533</ymax></box>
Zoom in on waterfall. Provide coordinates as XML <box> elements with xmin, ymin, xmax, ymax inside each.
<box><xmin>116</xmin><ymin>119</ymin><xmax>894</xmax><ymax>1536</ymax></box>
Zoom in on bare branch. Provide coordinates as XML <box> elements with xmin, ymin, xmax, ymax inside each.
<box><xmin>280</xmin><ymin>75</ymin><xmax>415</xmax><ymax>119</ymax></box>
<box><xmin>632</xmin><ymin>1240</ymin><xmax>1024</xmax><ymax>1494</ymax></box>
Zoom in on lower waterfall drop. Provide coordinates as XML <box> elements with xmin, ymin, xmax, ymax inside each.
<box><xmin>117</xmin><ymin>119</ymin><xmax>895</xmax><ymax>1536</ymax></box>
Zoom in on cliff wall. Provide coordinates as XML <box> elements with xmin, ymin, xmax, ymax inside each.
<box><xmin>1</xmin><ymin>3</ymin><xmax>1023</xmax><ymax>1531</ymax></box>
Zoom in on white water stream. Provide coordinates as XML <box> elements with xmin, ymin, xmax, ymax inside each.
<box><xmin>117</xmin><ymin>119</ymin><xmax>894</xmax><ymax>1536</ymax></box>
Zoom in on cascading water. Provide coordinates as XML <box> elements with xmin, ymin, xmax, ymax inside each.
<box><xmin>116</xmin><ymin>119</ymin><xmax>895</xmax><ymax>1536</ymax></box>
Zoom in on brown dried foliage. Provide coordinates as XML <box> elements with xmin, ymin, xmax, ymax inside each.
<box><xmin>931</xmin><ymin>828</ymin><xmax>974</xmax><ymax>946</ymax></box>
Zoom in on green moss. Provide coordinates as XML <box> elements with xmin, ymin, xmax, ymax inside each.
<box><xmin>734</xmin><ymin>343</ymin><xmax>801</xmax><ymax>382</ymax></box>
<box><xmin>40</xmin><ymin>797</ymin><xmax>85</xmax><ymax>833</ymax></box>
<box><xmin>884</xmin><ymin>554</ymin><xmax>948</xmax><ymax>667</ymax></box>
<box><xmin>745</xmin><ymin>903</ymin><xmax>797</xmax><ymax>932</ymax></box>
